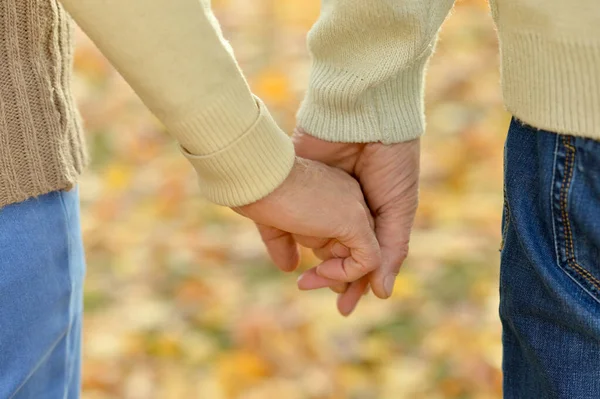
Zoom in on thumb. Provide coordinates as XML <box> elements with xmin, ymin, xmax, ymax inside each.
<box><xmin>369</xmin><ymin>207</ymin><xmax>414</xmax><ymax>299</ymax></box>
<box><xmin>256</xmin><ymin>223</ymin><xmax>300</xmax><ymax>272</ymax></box>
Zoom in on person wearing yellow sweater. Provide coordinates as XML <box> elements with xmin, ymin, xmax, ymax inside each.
<box><xmin>0</xmin><ymin>0</ymin><xmax>598</xmax><ymax>397</ymax></box>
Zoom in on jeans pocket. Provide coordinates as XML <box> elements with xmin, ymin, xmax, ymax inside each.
<box><xmin>552</xmin><ymin>134</ymin><xmax>600</xmax><ymax>303</ymax></box>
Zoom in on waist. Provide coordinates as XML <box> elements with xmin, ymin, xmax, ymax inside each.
<box><xmin>499</xmin><ymin>30</ymin><xmax>600</xmax><ymax>139</ymax></box>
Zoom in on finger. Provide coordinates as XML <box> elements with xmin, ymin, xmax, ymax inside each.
<box><xmin>331</xmin><ymin>283</ymin><xmax>350</xmax><ymax>294</ymax></box>
<box><xmin>369</xmin><ymin>210</ymin><xmax>413</xmax><ymax>299</ymax></box>
<box><xmin>293</xmin><ymin>235</ymin><xmax>330</xmax><ymax>250</ymax></box>
<box><xmin>297</xmin><ymin>267</ymin><xmax>348</xmax><ymax>292</ymax></box>
<box><xmin>311</xmin><ymin>240</ymin><xmax>353</xmax><ymax>294</ymax></box>
<box><xmin>337</xmin><ymin>277</ymin><xmax>369</xmax><ymax>317</ymax></box>
<box><xmin>312</xmin><ymin>241</ymin><xmax>351</xmax><ymax>261</ymax></box>
<box><xmin>315</xmin><ymin>215</ymin><xmax>381</xmax><ymax>282</ymax></box>
<box><xmin>315</xmin><ymin>255</ymin><xmax>374</xmax><ymax>283</ymax></box>
<box><xmin>356</xmin><ymin>140</ymin><xmax>420</xmax><ymax>299</ymax></box>
<box><xmin>296</xmin><ymin>237</ymin><xmax>350</xmax><ymax>293</ymax></box>
<box><xmin>321</xmin><ymin>213</ymin><xmax>381</xmax><ymax>282</ymax></box>
<box><xmin>293</xmin><ymin>236</ymin><xmax>351</xmax><ymax>288</ymax></box>
<box><xmin>256</xmin><ymin>224</ymin><xmax>300</xmax><ymax>272</ymax></box>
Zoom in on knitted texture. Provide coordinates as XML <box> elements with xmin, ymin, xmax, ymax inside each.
<box><xmin>0</xmin><ymin>0</ymin><xmax>87</xmax><ymax>208</ymax></box>
<box><xmin>297</xmin><ymin>0</ymin><xmax>600</xmax><ymax>143</ymax></box>
<box><xmin>2</xmin><ymin>0</ymin><xmax>598</xmax><ymax>208</ymax></box>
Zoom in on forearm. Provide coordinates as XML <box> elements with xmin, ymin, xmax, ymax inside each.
<box><xmin>297</xmin><ymin>0</ymin><xmax>455</xmax><ymax>144</ymax></box>
<box><xmin>60</xmin><ymin>0</ymin><xmax>294</xmax><ymax>206</ymax></box>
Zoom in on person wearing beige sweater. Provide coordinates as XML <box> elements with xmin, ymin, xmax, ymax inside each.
<box><xmin>0</xmin><ymin>0</ymin><xmax>598</xmax><ymax>397</ymax></box>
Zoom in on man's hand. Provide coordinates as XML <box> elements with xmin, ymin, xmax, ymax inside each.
<box><xmin>292</xmin><ymin>129</ymin><xmax>420</xmax><ymax>315</ymax></box>
<box><xmin>235</xmin><ymin>157</ymin><xmax>382</xmax><ymax>291</ymax></box>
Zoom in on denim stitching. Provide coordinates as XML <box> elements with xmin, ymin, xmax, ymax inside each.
<box><xmin>550</xmin><ymin>134</ymin><xmax>561</xmax><ymax>266</ymax></box>
<box><xmin>562</xmin><ymin>138</ymin><xmax>577</xmax><ymax>261</ymax></box>
<box><xmin>8</xmin><ymin>330</ymin><xmax>70</xmax><ymax>399</ymax></box>
<box><xmin>559</xmin><ymin>136</ymin><xmax>600</xmax><ymax>292</ymax></box>
<box><xmin>58</xmin><ymin>190</ymin><xmax>76</xmax><ymax>399</ymax></box>
<box><xmin>500</xmin><ymin>195</ymin><xmax>510</xmax><ymax>251</ymax></box>
<box><xmin>571</xmin><ymin>263</ymin><xmax>600</xmax><ymax>292</ymax></box>
<box><xmin>500</xmin><ymin>134</ymin><xmax>511</xmax><ymax>252</ymax></box>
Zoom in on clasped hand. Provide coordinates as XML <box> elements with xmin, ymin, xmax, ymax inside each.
<box><xmin>235</xmin><ymin>128</ymin><xmax>420</xmax><ymax>316</ymax></box>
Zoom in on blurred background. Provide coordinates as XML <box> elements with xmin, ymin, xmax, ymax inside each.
<box><xmin>74</xmin><ymin>0</ymin><xmax>509</xmax><ymax>397</ymax></box>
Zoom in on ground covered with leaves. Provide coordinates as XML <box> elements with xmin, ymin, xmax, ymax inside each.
<box><xmin>76</xmin><ymin>0</ymin><xmax>508</xmax><ymax>397</ymax></box>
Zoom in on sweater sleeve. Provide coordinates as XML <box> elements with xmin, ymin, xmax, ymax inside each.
<box><xmin>297</xmin><ymin>0</ymin><xmax>456</xmax><ymax>144</ymax></box>
<box><xmin>59</xmin><ymin>0</ymin><xmax>294</xmax><ymax>207</ymax></box>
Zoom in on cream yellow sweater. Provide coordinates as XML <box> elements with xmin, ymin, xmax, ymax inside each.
<box><xmin>2</xmin><ymin>0</ymin><xmax>598</xmax><ymax>208</ymax></box>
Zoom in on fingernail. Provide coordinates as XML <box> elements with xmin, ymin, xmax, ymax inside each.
<box><xmin>384</xmin><ymin>275</ymin><xmax>396</xmax><ymax>298</ymax></box>
<box><xmin>331</xmin><ymin>242</ymin><xmax>347</xmax><ymax>258</ymax></box>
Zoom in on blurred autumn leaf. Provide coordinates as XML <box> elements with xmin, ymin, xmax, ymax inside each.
<box><xmin>75</xmin><ymin>0</ymin><xmax>506</xmax><ymax>398</ymax></box>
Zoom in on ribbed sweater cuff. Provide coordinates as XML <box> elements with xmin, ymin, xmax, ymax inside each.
<box><xmin>296</xmin><ymin>59</ymin><xmax>428</xmax><ymax>144</ymax></box>
<box><xmin>178</xmin><ymin>96</ymin><xmax>295</xmax><ymax>207</ymax></box>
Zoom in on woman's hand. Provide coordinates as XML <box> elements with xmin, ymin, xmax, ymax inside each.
<box><xmin>235</xmin><ymin>157</ymin><xmax>382</xmax><ymax>298</ymax></box>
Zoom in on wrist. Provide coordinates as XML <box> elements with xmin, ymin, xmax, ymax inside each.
<box><xmin>293</xmin><ymin>128</ymin><xmax>363</xmax><ymax>174</ymax></box>
<box><xmin>235</xmin><ymin>157</ymin><xmax>302</xmax><ymax>215</ymax></box>
<box><xmin>182</xmin><ymin>97</ymin><xmax>295</xmax><ymax>207</ymax></box>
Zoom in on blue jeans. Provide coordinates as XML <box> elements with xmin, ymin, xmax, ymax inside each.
<box><xmin>501</xmin><ymin>119</ymin><xmax>600</xmax><ymax>398</ymax></box>
<box><xmin>0</xmin><ymin>189</ymin><xmax>85</xmax><ymax>398</ymax></box>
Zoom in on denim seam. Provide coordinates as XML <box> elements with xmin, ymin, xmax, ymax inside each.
<box><xmin>500</xmin><ymin>135</ymin><xmax>511</xmax><ymax>252</ymax></box>
<box><xmin>7</xmin><ymin>330</ymin><xmax>69</xmax><ymax>399</ymax></box>
<box><xmin>562</xmin><ymin>137</ymin><xmax>576</xmax><ymax>261</ymax></box>
<box><xmin>500</xmin><ymin>194</ymin><xmax>511</xmax><ymax>252</ymax></box>
<box><xmin>559</xmin><ymin>136</ymin><xmax>600</xmax><ymax>292</ymax></box>
<box><xmin>550</xmin><ymin>133</ymin><xmax>560</xmax><ymax>264</ymax></box>
<box><xmin>58</xmin><ymin>190</ymin><xmax>76</xmax><ymax>399</ymax></box>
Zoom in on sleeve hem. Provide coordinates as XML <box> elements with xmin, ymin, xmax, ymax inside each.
<box><xmin>296</xmin><ymin>57</ymin><xmax>430</xmax><ymax>144</ymax></box>
<box><xmin>181</xmin><ymin>97</ymin><xmax>295</xmax><ymax>207</ymax></box>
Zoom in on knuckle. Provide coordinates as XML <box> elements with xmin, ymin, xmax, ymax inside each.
<box><xmin>337</xmin><ymin>212</ymin><xmax>361</xmax><ymax>238</ymax></box>
<box><xmin>346</xmin><ymin>258</ymin><xmax>370</xmax><ymax>277</ymax></box>
<box><xmin>350</xmin><ymin>205</ymin><xmax>370</xmax><ymax>227</ymax></box>
<box><xmin>347</xmin><ymin>178</ymin><xmax>362</xmax><ymax>193</ymax></box>
<box><xmin>398</xmin><ymin>244</ymin><xmax>410</xmax><ymax>262</ymax></box>
<box><xmin>354</xmin><ymin>254</ymin><xmax>380</xmax><ymax>274</ymax></box>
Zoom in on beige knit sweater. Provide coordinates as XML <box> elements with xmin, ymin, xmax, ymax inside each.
<box><xmin>0</xmin><ymin>0</ymin><xmax>87</xmax><ymax>207</ymax></box>
<box><xmin>1</xmin><ymin>0</ymin><xmax>599</xmax><ymax>209</ymax></box>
